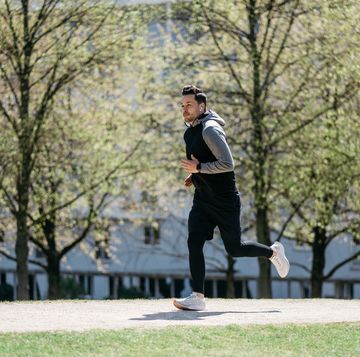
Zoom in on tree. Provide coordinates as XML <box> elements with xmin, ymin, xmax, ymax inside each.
<box><xmin>27</xmin><ymin>118</ymin><xmax>143</xmax><ymax>298</ymax></box>
<box><xmin>271</xmin><ymin>1</ymin><xmax>360</xmax><ymax>297</ymax></box>
<box><xmin>161</xmin><ymin>0</ymin><xmax>359</xmax><ymax>297</ymax></box>
<box><xmin>277</xmin><ymin>98</ymin><xmax>360</xmax><ymax>297</ymax></box>
<box><xmin>0</xmin><ymin>0</ymin><xmax>137</xmax><ymax>299</ymax></box>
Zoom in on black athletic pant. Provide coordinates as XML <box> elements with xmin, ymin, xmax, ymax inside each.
<box><xmin>187</xmin><ymin>192</ymin><xmax>273</xmax><ymax>294</ymax></box>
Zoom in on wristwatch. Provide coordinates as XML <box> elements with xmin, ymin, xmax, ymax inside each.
<box><xmin>196</xmin><ymin>162</ymin><xmax>201</xmax><ymax>172</ymax></box>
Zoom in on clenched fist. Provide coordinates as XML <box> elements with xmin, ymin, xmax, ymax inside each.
<box><xmin>184</xmin><ymin>174</ymin><xmax>193</xmax><ymax>187</ymax></box>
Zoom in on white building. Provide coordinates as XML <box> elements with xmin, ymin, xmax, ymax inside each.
<box><xmin>1</xmin><ymin>191</ymin><xmax>360</xmax><ymax>300</ymax></box>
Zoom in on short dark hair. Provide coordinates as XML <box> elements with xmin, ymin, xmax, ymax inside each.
<box><xmin>182</xmin><ymin>85</ymin><xmax>207</xmax><ymax>108</ymax></box>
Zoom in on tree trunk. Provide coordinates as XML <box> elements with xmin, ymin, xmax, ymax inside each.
<box><xmin>226</xmin><ymin>255</ymin><xmax>235</xmax><ymax>298</ymax></box>
<box><xmin>311</xmin><ymin>226</ymin><xmax>326</xmax><ymax>298</ymax></box>
<box><xmin>248</xmin><ymin>0</ymin><xmax>272</xmax><ymax>298</ymax></box>
<box><xmin>256</xmin><ymin>207</ymin><xmax>272</xmax><ymax>298</ymax></box>
<box><xmin>43</xmin><ymin>215</ymin><xmax>61</xmax><ymax>299</ymax></box>
<box><xmin>15</xmin><ymin>209</ymin><xmax>29</xmax><ymax>300</ymax></box>
<box><xmin>15</xmin><ymin>164</ymin><xmax>31</xmax><ymax>300</ymax></box>
<box><xmin>47</xmin><ymin>255</ymin><xmax>61</xmax><ymax>300</ymax></box>
<box><xmin>15</xmin><ymin>1</ymin><xmax>32</xmax><ymax>300</ymax></box>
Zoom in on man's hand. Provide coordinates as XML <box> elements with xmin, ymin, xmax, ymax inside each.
<box><xmin>180</xmin><ymin>155</ymin><xmax>199</xmax><ymax>174</ymax></box>
<box><xmin>184</xmin><ymin>174</ymin><xmax>193</xmax><ymax>187</ymax></box>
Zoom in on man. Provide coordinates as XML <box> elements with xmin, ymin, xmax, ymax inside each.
<box><xmin>173</xmin><ymin>85</ymin><xmax>290</xmax><ymax>311</ymax></box>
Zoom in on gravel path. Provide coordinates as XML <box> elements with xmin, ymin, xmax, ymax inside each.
<box><xmin>1</xmin><ymin>299</ymin><xmax>359</xmax><ymax>333</ymax></box>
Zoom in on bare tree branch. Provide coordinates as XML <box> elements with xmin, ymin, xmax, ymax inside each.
<box><xmin>324</xmin><ymin>250</ymin><xmax>360</xmax><ymax>280</ymax></box>
<box><xmin>326</xmin><ymin>224</ymin><xmax>360</xmax><ymax>245</ymax></box>
<box><xmin>60</xmin><ymin>192</ymin><xmax>108</xmax><ymax>258</ymax></box>
<box><xmin>201</xmin><ymin>3</ymin><xmax>250</xmax><ymax>103</ymax></box>
<box><xmin>0</xmin><ymin>183</ymin><xmax>17</xmax><ymax>215</ymax></box>
<box><xmin>29</xmin><ymin>233</ymin><xmax>48</xmax><ymax>255</ymax></box>
<box><xmin>268</xmin><ymin>81</ymin><xmax>359</xmax><ymax>149</ymax></box>
<box><xmin>29</xmin><ymin>0</ymin><xmax>63</xmax><ymax>44</ymax></box>
<box><xmin>259</xmin><ymin>0</ymin><xmax>275</xmax><ymax>59</ymax></box>
<box><xmin>291</xmin><ymin>261</ymin><xmax>311</xmax><ymax>273</ymax></box>
<box><xmin>0</xmin><ymin>63</ymin><xmax>20</xmax><ymax>109</ymax></box>
<box><xmin>275</xmin><ymin>195</ymin><xmax>308</xmax><ymax>242</ymax></box>
<box><xmin>28</xmin><ymin>138</ymin><xmax>143</xmax><ymax>226</ymax></box>
<box><xmin>260</xmin><ymin>0</ymin><xmax>299</xmax><ymax>96</ymax></box>
<box><xmin>31</xmin><ymin>1</ymin><xmax>89</xmax><ymax>47</ymax></box>
<box><xmin>0</xmin><ymin>100</ymin><xmax>18</xmax><ymax>134</ymax></box>
<box><xmin>3</xmin><ymin>0</ymin><xmax>22</xmax><ymax>73</ymax></box>
<box><xmin>0</xmin><ymin>247</ymin><xmax>47</xmax><ymax>270</ymax></box>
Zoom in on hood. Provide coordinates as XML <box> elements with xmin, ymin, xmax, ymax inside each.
<box><xmin>199</xmin><ymin>110</ymin><xmax>225</xmax><ymax>126</ymax></box>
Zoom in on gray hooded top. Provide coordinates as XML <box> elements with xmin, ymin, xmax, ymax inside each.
<box><xmin>191</xmin><ymin>110</ymin><xmax>234</xmax><ymax>174</ymax></box>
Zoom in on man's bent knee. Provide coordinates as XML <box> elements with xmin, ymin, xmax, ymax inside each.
<box><xmin>224</xmin><ymin>245</ymin><xmax>242</xmax><ymax>257</ymax></box>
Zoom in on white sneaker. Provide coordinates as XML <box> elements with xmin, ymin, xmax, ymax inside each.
<box><xmin>270</xmin><ymin>241</ymin><xmax>290</xmax><ymax>278</ymax></box>
<box><xmin>173</xmin><ymin>292</ymin><xmax>206</xmax><ymax>311</ymax></box>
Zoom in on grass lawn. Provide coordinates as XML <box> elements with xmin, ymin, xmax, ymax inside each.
<box><xmin>0</xmin><ymin>323</ymin><xmax>358</xmax><ymax>357</ymax></box>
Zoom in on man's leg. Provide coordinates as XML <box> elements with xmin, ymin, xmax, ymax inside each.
<box><xmin>215</xmin><ymin>195</ymin><xmax>273</xmax><ymax>258</ymax></box>
<box><xmin>173</xmin><ymin>201</ymin><xmax>215</xmax><ymax>311</ymax></box>
<box><xmin>218</xmin><ymin>213</ymin><xmax>273</xmax><ymax>259</ymax></box>
<box><xmin>215</xmin><ymin>196</ymin><xmax>289</xmax><ymax>277</ymax></box>
<box><xmin>187</xmin><ymin>201</ymin><xmax>216</xmax><ymax>294</ymax></box>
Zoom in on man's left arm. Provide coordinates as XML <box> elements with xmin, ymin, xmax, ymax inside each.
<box><xmin>198</xmin><ymin>126</ymin><xmax>234</xmax><ymax>174</ymax></box>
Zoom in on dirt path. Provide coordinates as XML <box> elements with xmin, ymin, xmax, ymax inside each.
<box><xmin>1</xmin><ymin>299</ymin><xmax>359</xmax><ymax>333</ymax></box>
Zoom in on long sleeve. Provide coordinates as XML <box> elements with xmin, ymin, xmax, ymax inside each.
<box><xmin>199</xmin><ymin>125</ymin><xmax>234</xmax><ymax>174</ymax></box>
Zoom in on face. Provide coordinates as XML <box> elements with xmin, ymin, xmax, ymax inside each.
<box><xmin>181</xmin><ymin>94</ymin><xmax>205</xmax><ymax>123</ymax></box>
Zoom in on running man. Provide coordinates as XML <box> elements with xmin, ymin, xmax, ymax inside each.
<box><xmin>173</xmin><ymin>85</ymin><xmax>290</xmax><ymax>311</ymax></box>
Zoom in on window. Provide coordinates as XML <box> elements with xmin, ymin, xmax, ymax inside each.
<box><xmin>95</xmin><ymin>236</ymin><xmax>110</xmax><ymax>260</ymax></box>
<box><xmin>35</xmin><ymin>247</ymin><xmax>46</xmax><ymax>258</ymax></box>
<box><xmin>109</xmin><ymin>276</ymin><xmax>115</xmax><ymax>297</ymax></box>
<box><xmin>94</xmin><ymin>221</ymin><xmax>111</xmax><ymax>260</ymax></box>
<box><xmin>141</xmin><ymin>191</ymin><xmax>157</xmax><ymax>205</ymax></box>
<box><xmin>144</xmin><ymin>221</ymin><xmax>160</xmax><ymax>245</ymax></box>
<box><xmin>1</xmin><ymin>273</ymin><xmax>6</xmax><ymax>284</ymax></box>
<box><xmin>78</xmin><ymin>274</ymin><xmax>92</xmax><ymax>296</ymax></box>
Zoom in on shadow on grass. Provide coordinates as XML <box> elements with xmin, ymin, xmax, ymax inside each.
<box><xmin>130</xmin><ymin>309</ymin><xmax>281</xmax><ymax>321</ymax></box>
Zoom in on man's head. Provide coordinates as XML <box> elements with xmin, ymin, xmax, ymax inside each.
<box><xmin>181</xmin><ymin>85</ymin><xmax>207</xmax><ymax>123</ymax></box>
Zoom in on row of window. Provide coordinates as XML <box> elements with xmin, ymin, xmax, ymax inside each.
<box><xmin>34</xmin><ymin>222</ymin><xmax>161</xmax><ymax>260</ymax></box>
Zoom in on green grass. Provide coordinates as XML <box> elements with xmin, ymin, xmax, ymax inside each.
<box><xmin>0</xmin><ymin>323</ymin><xmax>359</xmax><ymax>357</ymax></box>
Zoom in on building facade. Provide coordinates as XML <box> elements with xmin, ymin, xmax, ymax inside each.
<box><xmin>1</xmin><ymin>193</ymin><xmax>360</xmax><ymax>300</ymax></box>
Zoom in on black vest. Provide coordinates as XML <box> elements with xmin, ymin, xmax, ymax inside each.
<box><xmin>184</xmin><ymin>121</ymin><xmax>237</xmax><ymax>201</ymax></box>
